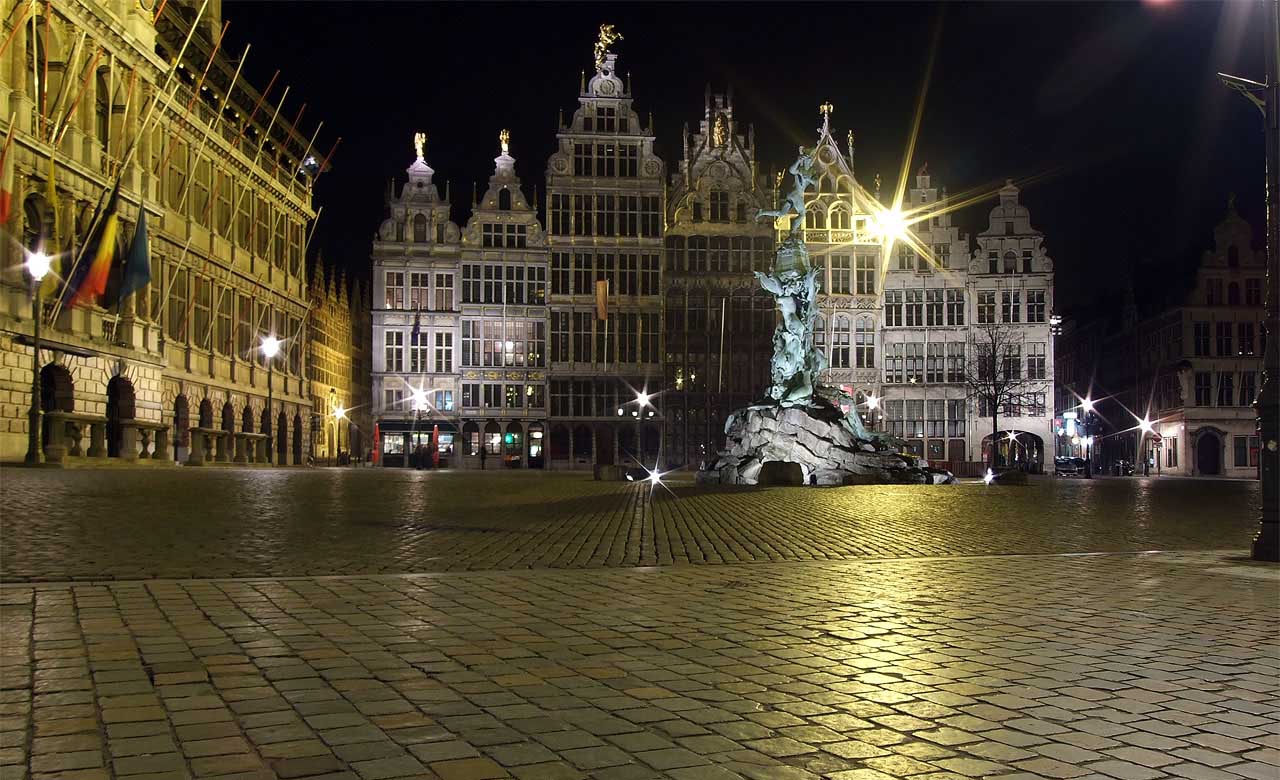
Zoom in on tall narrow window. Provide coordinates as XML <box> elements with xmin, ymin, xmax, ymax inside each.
<box><xmin>855</xmin><ymin>255</ymin><xmax>875</xmax><ymax>295</ymax></box>
<box><xmin>435</xmin><ymin>332</ymin><xmax>453</xmax><ymax>373</ymax></box>
<box><xmin>831</xmin><ymin>315</ymin><xmax>851</xmax><ymax>368</ymax></box>
<box><xmin>854</xmin><ymin>316</ymin><xmax>874</xmax><ymax>368</ymax></box>
<box><xmin>385</xmin><ymin>272</ymin><xmax>404</xmax><ymax>309</ymax></box>
<box><xmin>384</xmin><ymin>330</ymin><xmax>403</xmax><ymax>372</ymax></box>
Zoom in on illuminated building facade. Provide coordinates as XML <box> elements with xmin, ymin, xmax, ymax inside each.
<box><xmin>306</xmin><ymin>262</ymin><xmax>369</xmax><ymax>464</ymax></box>
<box><xmin>458</xmin><ymin>132</ymin><xmax>550</xmax><ymax>468</ymax></box>
<box><xmin>664</xmin><ymin>88</ymin><xmax>775</xmax><ymax>468</ymax></box>
<box><xmin>879</xmin><ymin>168</ymin><xmax>975</xmax><ymax>464</ymax></box>
<box><xmin>544</xmin><ymin>40</ymin><xmax>665</xmax><ymax>470</ymax></box>
<box><xmin>966</xmin><ymin>181</ymin><xmax>1056</xmax><ymax>469</ymax></box>
<box><xmin>370</xmin><ymin>137</ymin><xmax>462</xmax><ymax>467</ymax></box>
<box><xmin>1098</xmin><ymin>202</ymin><xmax>1265</xmax><ymax>477</ymax></box>
<box><xmin>0</xmin><ymin>0</ymin><xmax>323</xmax><ymax>464</ymax></box>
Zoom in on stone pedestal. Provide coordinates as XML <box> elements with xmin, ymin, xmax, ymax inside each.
<box><xmin>702</xmin><ymin>399</ymin><xmax>953</xmax><ymax>486</ymax></box>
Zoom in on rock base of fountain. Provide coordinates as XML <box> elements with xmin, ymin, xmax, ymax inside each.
<box><xmin>699</xmin><ymin>398</ymin><xmax>954</xmax><ymax>487</ymax></box>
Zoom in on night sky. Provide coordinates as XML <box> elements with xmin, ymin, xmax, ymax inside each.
<box><xmin>221</xmin><ymin>1</ymin><xmax>1270</xmax><ymax>314</ymax></box>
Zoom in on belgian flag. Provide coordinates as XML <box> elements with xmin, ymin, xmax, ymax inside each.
<box><xmin>64</xmin><ymin>183</ymin><xmax>120</xmax><ymax>308</ymax></box>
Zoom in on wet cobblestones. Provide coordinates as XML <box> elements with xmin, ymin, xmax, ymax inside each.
<box><xmin>0</xmin><ymin>469</ymin><xmax>1263</xmax><ymax>582</ymax></box>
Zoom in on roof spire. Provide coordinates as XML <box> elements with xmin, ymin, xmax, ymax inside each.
<box><xmin>819</xmin><ymin>101</ymin><xmax>833</xmax><ymax>137</ymax></box>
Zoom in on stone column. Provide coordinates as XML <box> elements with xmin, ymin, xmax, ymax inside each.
<box><xmin>233</xmin><ymin>434</ymin><xmax>246</xmax><ymax>463</ymax></box>
<box><xmin>88</xmin><ymin>421</ymin><xmax>105</xmax><ymax>458</ymax></box>
<box><xmin>187</xmin><ymin>429</ymin><xmax>204</xmax><ymax>465</ymax></box>
<box><xmin>154</xmin><ymin>427</ymin><xmax>169</xmax><ymax>461</ymax></box>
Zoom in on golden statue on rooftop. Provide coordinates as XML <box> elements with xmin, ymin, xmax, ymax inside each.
<box><xmin>594</xmin><ymin>24</ymin><xmax>622</xmax><ymax>72</ymax></box>
<box><xmin>499</xmin><ymin>129</ymin><xmax>510</xmax><ymax>155</ymax></box>
<box><xmin>413</xmin><ymin>132</ymin><xmax>425</xmax><ymax>161</ymax></box>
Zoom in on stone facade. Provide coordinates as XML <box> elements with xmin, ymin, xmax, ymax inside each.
<box><xmin>370</xmin><ymin>137</ymin><xmax>462</xmax><ymax>467</ymax></box>
<box><xmin>0</xmin><ymin>0</ymin><xmax>322</xmax><ymax>464</ymax></box>
<box><xmin>663</xmin><ymin>88</ymin><xmax>775</xmax><ymax>469</ymax></box>
<box><xmin>458</xmin><ymin>132</ymin><xmax>550</xmax><ymax>468</ymax></box>
<box><xmin>544</xmin><ymin>44</ymin><xmax>665</xmax><ymax>470</ymax></box>
<box><xmin>306</xmin><ymin>262</ymin><xmax>370</xmax><ymax>464</ymax></box>
<box><xmin>1093</xmin><ymin>202</ymin><xmax>1265</xmax><ymax>478</ymax></box>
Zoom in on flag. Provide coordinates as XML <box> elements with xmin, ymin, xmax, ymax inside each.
<box><xmin>372</xmin><ymin>423</ymin><xmax>380</xmax><ymax>465</ymax></box>
<box><xmin>411</xmin><ymin>308</ymin><xmax>421</xmax><ymax>340</ymax></box>
<box><xmin>431</xmin><ymin>424</ymin><xmax>440</xmax><ymax>468</ymax></box>
<box><xmin>117</xmin><ymin>209</ymin><xmax>150</xmax><ymax>303</ymax></box>
<box><xmin>65</xmin><ymin>183</ymin><xmax>121</xmax><ymax>308</ymax></box>
<box><xmin>595</xmin><ymin>279</ymin><xmax>608</xmax><ymax>321</ymax></box>
<box><xmin>0</xmin><ymin>118</ymin><xmax>14</xmax><ymax>225</ymax></box>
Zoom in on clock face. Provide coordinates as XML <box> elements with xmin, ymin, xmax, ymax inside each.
<box><xmin>597</xmin><ymin>80</ymin><xmax>616</xmax><ymax>96</ymax></box>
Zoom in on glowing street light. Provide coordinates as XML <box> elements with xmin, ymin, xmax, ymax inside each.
<box><xmin>261</xmin><ymin>336</ymin><xmax>281</xmax><ymax>464</ymax></box>
<box><xmin>1138</xmin><ymin>416</ymin><xmax>1154</xmax><ymax>434</ymax></box>
<box><xmin>865</xmin><ymin>394</ymin><xmax>880</xmax><ymax>410</ymax></box>
<box><xmin>1081</xmin><ymin>397</ymin><xmax>1094</xmax><ymax>414</ymax></box>
<box><xmin>23</xmin><ymin>250</ymin><xmax>52</xmax><ymax>465</ymax></box>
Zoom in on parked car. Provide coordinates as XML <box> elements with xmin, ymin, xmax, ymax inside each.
<box><xmin>1054</xmin><ymin>456</ymin><xmax>1087</xmax><ymax>476</ymax></box>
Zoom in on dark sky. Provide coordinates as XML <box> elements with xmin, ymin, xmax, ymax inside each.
<box><xmin>221</xmin><ymin>1</ymin><xmax>1270</xmax><ymax>313</ymax></box>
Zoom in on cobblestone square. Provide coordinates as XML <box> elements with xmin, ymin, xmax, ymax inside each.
<box><xmin>0</xmin><ymin>469</ymin><xmax>1276</xmax><ymax>780</ymax></box>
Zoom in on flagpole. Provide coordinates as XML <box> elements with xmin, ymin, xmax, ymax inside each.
<box><xmin>232</xmin><ymin>68</ymin><xmax>277</xmax><ymax>151</ymax></box>
<box><xmin>0</xmin><ymin>1</ymin><xmax>32</xmax><ymax>62</ymax></box>
<box><xmin>29</xmin><ymin>4</ymin><xmax>39</xmax><ymax>139</ymax></box>
<box><xmin>53</xmin><ymin>45</ymin><xmax>102</xmax><ymax>147</ymax></box>
<box><xmin>45</xmin><ymin>31</ymin><xmax>86</xmax><ymax>140</ymax></box>
<box><xmin>48</xmin><ymin>0</ymin><xmax>210</xmax><ymax>325</ymax></box>
<box><xmin>155</xmin><ymin>19</ymin><xmax>228</xmax><ymax>181</ymax></box>
<box><xmin>718</xmin><ymin>296</ymin><xmax>726</xmax><ymax>394</ymax></box>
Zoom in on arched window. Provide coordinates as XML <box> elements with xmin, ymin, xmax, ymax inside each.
<box><xmin>1002</xmin><ymin>250</ymin><xmax>1018</xmax><ymax>274</ymax></box>
<box><xmin>498</xmin><ymin>189</ymin><xmax>512</xmax><ymax>210</ymax></box>
<box><xmin>813</xmin><ymin>314</ymin><xmax>827</xmax><ymax>350</ymax></box>
<box><xmin>831</xmin><ymin>315</ymin><xmax>852</xmax><ymax>368</ymax></box>
<box><xmin>830</xmin><ymin>205</ymin><xmax>850</xmax><ymax>231</ymax></box>
<box><xmin>412</xmin><ymin>214</ymin><xmax>427</xmax><ymax>243</ymax></box>
<box><xmin>95</xmin><ymin>70</ymin><xmax>110</xmax><ymax>147</ymax></box>
<box><xmin>855</xmin><ymin>316</ymin><xmax>874</xmax><ymax>368</ymax></box>
<box><xmin>807</xmin><ymin>208</ymin><xmax>826</xmax><ymax>230</ymax></box>
<box><xmin>1228</xmin><ymin>282</ymin><xmax>1240</xmax><ymax>305</ymax></box>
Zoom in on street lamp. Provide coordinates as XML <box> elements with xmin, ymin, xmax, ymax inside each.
<box><xmin>1081</xmin><ymin>397</ymin><xmax>1095</xmax><ymax>478</ymax></box>
<box><xmin>261</xmin><ymin>335</ymin><xmax>281</xmax><ymax>465</ymax></box>
<box><xmin>333</xmin><ymin>403</ymin><xmax>347</xmax><ymax>466</ymax></box>
<box><xmin>23</xmin><ymin>250</ymin><xmax>51</xmax><ymax>465</ymax></box>
<box><xmin>411</xmin><ymin>388</ymin><xmax>427</xmax><ymax>470</ymax></box>
<box><xmin>1219</xmin><ymin>0</ymin><xmax>1278</xmax><ymax>560</ymax></box>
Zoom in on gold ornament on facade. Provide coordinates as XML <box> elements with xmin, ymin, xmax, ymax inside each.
<box><xmin>594</xmin><ymin>24</ymin><xmax>622</xmax><ymax>72</ymax></box>
<box><xmin>819</xmin><ymin>101</ymin><xmax>834</xmax><ymax>116</ymax></box>
<box><xmin>413</xmin><ymin>132</ymin><xmax>426</xmax><ymax>161</ymax></box>
<box><xmin>712</xmin><ymin>113</ymin><xmax>727</xmax><ymax>148</ymax></box>
<box><xmin>499</xmin><ymin>128</ymin><xmax>510</xmax><ymax>155</ymax></box>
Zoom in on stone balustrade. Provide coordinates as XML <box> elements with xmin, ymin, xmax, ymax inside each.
<box><xmin>119</xmin><ymin>420</ymin><xmax>168</xmax><ymax>461</ymax></box>
<box><xmin>187</xmin><ymin>428</ymin><xmax>273</xmax><ymax>465</ymax></box>
<box><xmin>42</xmin><ymin>411</ymin><xmax>108</xmax><ymax>463</ymax></box>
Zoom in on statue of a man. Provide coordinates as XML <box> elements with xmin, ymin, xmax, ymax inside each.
<box><xmin>757</xmin><ymin>146</ymin><xmax>816</xmax><ymax>239</ymax></box>
<box><xmin>712</xmin><ymin>114</ymin><xmax>727</xmax><ymax>148</ymax></box>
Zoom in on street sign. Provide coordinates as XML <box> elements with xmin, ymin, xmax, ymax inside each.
<box><xmin>1152</xmin><ymin>433</ymin><xmax>1163</xmax><ymax>444</ymax></box>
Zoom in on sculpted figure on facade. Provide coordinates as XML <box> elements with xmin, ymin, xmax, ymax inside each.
<box><xmin>594</xmin><ymin>24</ymin><xmax>623</xmax><ymax>73</ymax></box>
<box><xmin>413</xmin><ymin>132</ymin><xmax>426</xmax><ymax>161</ymax></box>
<box><xmin>712</xmin><ymin>114</ymin><xmax>727</xmax><ymax>148</ymax></box>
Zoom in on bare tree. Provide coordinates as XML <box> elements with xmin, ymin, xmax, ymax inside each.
<box><xmin>962</xmin><ymin>321</ymin><xmax>1048</xmax><ymax>469</ymax></box>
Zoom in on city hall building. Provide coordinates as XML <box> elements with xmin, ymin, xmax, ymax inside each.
<box><xmin>0</xmin><ymin>0</ymin><xmax>325</xmax><ymax>465</ymax></box>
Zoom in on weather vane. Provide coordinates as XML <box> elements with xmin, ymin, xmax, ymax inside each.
<box><xmin>819</xmin><ymin>101</ymin><xmax>834</xmax><ymax>116</ymax></box>
<box><xmin>413</xmin><ymin>132</ymin><xmax>425</xmax><ymax>161</ymax></box>
<box><xmin>499</xmin><ymin>128</ymin><xmax>510</xmax><ymax>155</ymax></box>
<box><xmin>594</xmin><ymin>24</ymin><xmax>622</xmax><ymax>72</ymax></box>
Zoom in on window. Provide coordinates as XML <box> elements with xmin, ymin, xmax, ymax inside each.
<box><xmin>1245</xmin><ymin>278</ymin><xmax>1262</xmax><ymax>306</ymax></box>
<box><xmin>384</xmin><ymin>388</ymin><xmax>404</xmax><ymax>413</ymax></box>
<box><xmin>978</xmin><ymin>291</ymin><xmax>996</xmax><ymax>324</ymax></box>
<box><xmin>505</xmin><ymin>265</ymin><xmax>525</xmax><ymax>305</ymax></box>
<box><xmin>192</xmin><ymin>157</ymin><xmax>211</xmax><ymax>227</ymax></box>
<box><xmin>551</xmin><ymin>312</ymin><xmax>568</xmax><ymax>362</ymax></box>
<box><xmin>236</xmin><ymin>294</ymin><xmax>251</xmax><ymax>358</ymax></box>
<box><xmin>215</xmin><ymin>288</ymin><xmax>232</xmax><ymax>355</ymax></box>
<box><xmin>813</xmin><ymin>314</ymin><xmax>826</xmax><ymax>350</ymax></box>
<box><xmin>550</xmin><ymin>193</ymin><xmax>569</xmax><ymax>235</ymax></box>
<box><xmin>409</xmin><ymin>330</ymin><xmax>428</xmax><ymax>373</ymax></box>
<box><xmin>897</xmin><ymin>246</ymin><xmax>914</xmax><ymax>272</ymax></box>
<box><xmin>884</xmin><ymin>290</ymin><xmax>903</xmax><ymax>327</ymax></box>
<box><xmin>529</xmin><ymin>320</ymin><xmax>546</xmax><ymax>367</ymax></box>
<box><xmin>926</xmin><ymin>399</ymin><xmax>945</xmax><ymax>437</ymax></box>
<box><xmin>462</xmin><ymin>265</ymin><xmax>481</xmax><ymax>303</ymax></box>
<box><xmin>830</xmin><ymin>255</ymin><xmax>852</xmax><ymax>295</ymax></box>
<box><xmin>1001</xmin><ymin>290</ymin><xmax>1021</xmax><ymax>323</ymax></box>
<box><xmin>1193</xmin><ymin>322</ymin><xmax>1210</xmax><ymax>356</ymax></box>
<box><xmin>1027</xmin><ymin>343</ymin><xmax>1046</xmax><ymax>379</ymax></box>
<box><xmin>709</xmin><ymin>238</ymin><xmax>730</xmax><ymax>272</ymax></box>
<box><xmin>855</xmin><ymin>255</ymin><xmax>876</xmax><ymax>295</ymax></box>
<box><xmin>947</xmin><ymin>399</ymin><xmax>966</xmax><ymax>437</ymax></box>
<box><xmin>1029</xmin><ymin>393</ymin><xmax>1046</xmax><ymax>417</ymax></box>
<box><xmin>1021</xmin><ymin>249</ymin><xmax>1033</xmax><ymax>273</ymax></box>
<box><xmin>434</xmin><ymin>332</ymin><xmax>452</xmax><ymax>373</ymax></box>
<box><xmin>384</xmin><ymin>331</ymin><xmax>403</xmax><ymax>372</ymax></box>
<box><xmin>1003</xmin><ymin>251</ymin><xmax>1017</xmax><ymax>274</ymax></box>
<box><xmin>1228</xmin><ymin>282</ymin><xmax>1240</xmax><ymax>306</ymax></box>
<box><xmin>905</xmin><ymin>343</ymin><xmax>924</xmax><ymax>383</ymax></box>
<box><xmin>413</xmin><ymin>213</ymin><xmax>427</xmax><ymax>242</ymax></box>
<box><xmin>498</xmin><ymin>189</ymin><xmax>512</xmax><ymax>211</ymax></box>
<box><xmin>435</xmin><ymin>273</ymin><xmax>454</xmax><ymax>310</ymax></box>
<box><xmin>215</xmin><ymin>169</ymin><xmax>232</xmax><ymax>236</ymax></box>
<box><xmin>1206</xmin><ymin>279</ymin><xmax>1223</xmax><ymax>305</ymax></box>
<box><xmin>168</xmin><ymin>269</ymin><xmax>189</xmax><ymax>342</ymax></box>
<box><xmin>385</xmin><ymin>272</ymin><xmax>404</xmax><ymax>309</ymax></box>
<box><xmin>1002</xmin><ymin>345</ymin><xmax>1021</xmax><ymax>381</ymax></box>
<box><xmin>905</xmin><ymin>290</ymin><xmax>923</xmax><ymax>327</ymax></box>
<box><xmin>855</xmin><ymin>317</ymin><xmax>874</xmax><ymax>368</ymax></box>
<box><xmin>884</xmin><ymin>342</ymin><xmax>903</xmax><ymax>384</ymax></box>
<box><xmin>462</xmin><ymin>383</ymin><xmax>480</xmax><ymax>408</ymax></box>
<box><xmin>934</xmin><ymin>243</ymin><xmax>951</xmax><ymax>269</ymax></box>
<box><xmin>1239</xmin><ymin>371</ymin><xmax>1257</xmax><ymax>406</ymax></box>
<box><xmin>505</xmin><ymin>384</ymin><xmax>522</xmax><ymax>409</ymax></box>
<box><xmin>731</xmin><ymin>237</ymin><xmax>752</xmax><ymax>273</ymax></box>
<box><xmin>483</xmin><ymin>264</ymin><xmax>502</xmax><ymax>304</ymax></box>
<box><xmin>573</xmin><ymin>253</ymin><xmax>593</xmax><ymax>294</ymax></box>
<box><xmin>947</xmin><ymin>342</ymin><xmax>965</xmax><ymax>383</ymax></box>
<box><xmin>641</xmin><ymin>313</ymin><xmax>659</xmax><ymax>363</ymax></box>
<box><xmin>1216</xmin><ymin>321</ymin><xmax>1232</xmax><ymax>356</ymax></box>
<box><xmin>167</xmin><ymin>140</ymin><xmax>188</xmax><ymax>209</ymax></box>
<box><xmin>886</xmin><ymin>399</ymin><xmax>904</xmax><ymax>437</ymax></box>
<box><xmin>641</xmin><ymin>254</ymin><xmax>660</xmax><ymax>296</ymax></box>
<box><xmin>408</xmin><ymin>272</ymin><xmax>429</xmax><ymax>310</ymax></box>
<box><xmin>687</xmin><ymin>237</ymin><xmax>707</xmax><ymax>273</ymax></box>
<box><xmin>193</xmin><ymin>277</ymin><xmax>211</xmax><ymax>349</ymax></box>
<box><xmin>1217</xmin><ymin>372</ymin><xmax>1235</xmax><ymax>407</ymax></box>
<box><xmin>526</xmin><ymin>384</ymin><xmax>545</xmax><ymax>410</ymax></box>
<box><xmin>710</xmin><ymin>190</ymin><xmax>729</xmax><ymax>222</ymax></box>
<box><xmin>904</xmin><ymin>400</ymin><xmax>924</xmax><ymax>439</ymax></box>
<box><xmin>1027</xmin><ymin>290</ymin><xmax>1046</xmax><ymax>323</ymax></box>
<box><xmin>1238</xmin><ymin>322</ymin><xmax>1255</xmax><ymax>355</ymax></box>
<box><xmin>925</xmin><ymin>290</ymin><xmax>943</xmax><ymax>326</ymax></box>
<box><xmin>1194</xmin><ymin>371</ymin><xmax>1212</xmax><ymax>405</ymax></box>
<box><xmin>988</xmin><ymin>250</ymin><xmax>999</xmax><ymax>274</ymax></box>
<box><xmin>831</xmin><ymin>316</ymin><xmax>851</xmax><ymax>368</ymax></box>
<box><xmin>461</xmin><ymin>321</ymin><xmax>479</xmax><ymax>366</ymax></box>
<box><xmin>550</xmin><ymin>380</ymin><xmax>570</xmax><ymax>417</ymax></box>
<box><xmin>435</xmin><ymin>390</ymin><xmax>454</xmax><ymax>412</ymax></box>
<box><xmin>1234</xmin><ymin>436</ymin><xmax>1250</xmax><ymax>467</ymax></box>
<box><xmin>1166</xmin><ymin>438</ymin><xmax>1178</xmax><ymax>468</ymax></box>
<box><xmin>483</xmin><ymin>384</ymin><xmax>502</xmax><ymax>409</ymax></box>
<box><xmin>572</xmin><ymin>312</ymin><xmax>593</xmax><ymax>363</ymax></box>
<box><xmin>551</xmin><ymin>253</ymin><xmax>570</xmax><ymax>295</ymax></box>
<box><xmin>926</xmin><ymin>343</ymin><xmax>944</xmax><ymax>383</ymax></box>
<box><xmin>947</xmin><ymin>289</ymin><xmax>964</xmax><ymax>325</ymax></box>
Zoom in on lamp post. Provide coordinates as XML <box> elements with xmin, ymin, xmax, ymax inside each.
<box><xmin>333</xmin><ymin>404</ymin><xmax>346</xmax><ymax>466</ymax></box>
<box><xmin>412</xmin><ymin>388</ymin><xmax>427</xmax><ymax>470</ymax></box>
<box><xmin>328</xmin><ymin>388</ymin><xmax>337</xmax><ymax>466</ymax></box>
<box><xmin>1081</xmin><ymin>397</ymin><xmax>1094</xmax><ymax>478</ymax></box>
<box><xmin>1221</xmin><ymin>0</ymin><xmax>1278</xmax><ymax>560</ymax></box>
<box><xmin>23</xmin><ymin>250</ymin><xmax>52</xmax><ymax>465</ymax></box>
<box><xmin>261</xmin><ymin>335</ymin><xmax>281</xmax><ymax>465</ymax></box>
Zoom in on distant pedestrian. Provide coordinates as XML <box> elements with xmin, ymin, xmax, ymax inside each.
<box><xmin>479</xmin><ymin>446</ymin><xmax>487</xmax><ymax>470</ymax></box>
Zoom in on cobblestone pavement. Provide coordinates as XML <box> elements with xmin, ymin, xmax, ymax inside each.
<box><xmin>0</xmin><ymin>551</ymin><xmax>1276</xmax><ymax>780</ymax></box>
<box><xmin>0</xmin><ymin>469</ymin><xmax>1263</xmax><ymax>581</ymax></box>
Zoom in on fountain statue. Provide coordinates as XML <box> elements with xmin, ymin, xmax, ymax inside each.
<box><xmin>700</xmin><ymin>141</ymin><xmax>952</xmax><ymax>486</ymax></box>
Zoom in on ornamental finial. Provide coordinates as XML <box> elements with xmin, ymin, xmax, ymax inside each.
<box><xmin>820</xmin><ymin>101</ymin><xmax>834</xmax><ymax>116</ymax></box>
<box><xmin>413</xmin><ymin>132</ymin><xmax>425</xmax><ymax>161</ymax></box>
<box><xmin>594</xmin><ymin>24</ymin><xmax>623</xmax><ymax>72</ymax></box>
<box><xmin>499</xmin><ymin>128</ymin><xmax>510</xmax><ymax>155</ymax></box>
